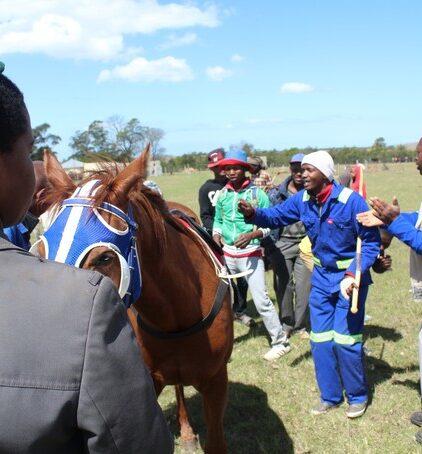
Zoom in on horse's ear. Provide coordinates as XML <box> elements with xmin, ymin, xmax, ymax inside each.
<box><xmin>43</xmin><ymin>150</ymin><xmax>76</xmax><ymax>193</ymax></box>
<box><xmin>113</xmin><ymin>143</ymin><xmax>150</xmax><ymax>198</ymax></box>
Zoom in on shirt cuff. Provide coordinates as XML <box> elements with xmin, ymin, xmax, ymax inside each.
<box><xmin>258</xmin><ymin>227</ymin><xmax>271</xmax><ymax>238</ymax></box>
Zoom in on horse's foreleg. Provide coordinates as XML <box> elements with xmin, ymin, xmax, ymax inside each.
<box><xmin>175</xmin><ymin>384</ymin><xmax>198</xmax><ymax>451</ymax></box>
<box><xmin>197</xmin><ymin>367</ymin><xmax>228</xmax><ymax>454</ymax></box>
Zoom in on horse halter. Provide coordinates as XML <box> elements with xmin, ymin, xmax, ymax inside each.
<box><xmin>32</xmin><ymin>180</ymin><xmax>141</xmax><ymax>308</ymax></box>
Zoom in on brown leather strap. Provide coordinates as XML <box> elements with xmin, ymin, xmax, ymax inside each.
<box><xmin>136</xmin><ymin>279</ymin><xmax>229</xmax><ymax>340</ymax></box>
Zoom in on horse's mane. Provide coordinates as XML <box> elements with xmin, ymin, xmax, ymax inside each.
<box><xmin>87</xmin><ymin>166</ymin><xmax>172</xmax><ymax>256</ymax></box>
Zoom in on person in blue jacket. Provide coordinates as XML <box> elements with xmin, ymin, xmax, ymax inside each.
<box><xmin>238</xmin><ymin>150</ymin><xmax>380</xmax><ymax>418</ymax></box>
<box><xmin>358</xmin><ymin>138</ymin><xmax>422</xmax><ymax>441</ymax></box>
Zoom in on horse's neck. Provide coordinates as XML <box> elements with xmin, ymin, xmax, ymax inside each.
<box><xmin>136</xmin><ymin>215</ymin><xmax>218</xmax><ymax>328</ymax></box>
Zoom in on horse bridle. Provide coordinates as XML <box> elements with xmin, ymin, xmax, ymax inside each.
<box><xmin>32</xmin><ymin>180</ymin><xmax>141</xmax><ymax>309</ymax></box>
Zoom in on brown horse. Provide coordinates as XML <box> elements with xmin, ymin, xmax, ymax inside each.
<box><xmin>37</xmin><ymin>148</ymin><xmax>233</xmax><ymax>453</ymax></box>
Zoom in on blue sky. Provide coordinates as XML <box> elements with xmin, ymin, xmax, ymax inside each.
<box><xmin>2</xmin><ymin>0</ymin><xmax>422</xmax><ymax>160</ymax></box>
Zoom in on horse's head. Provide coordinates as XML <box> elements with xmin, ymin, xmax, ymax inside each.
<box><xmin>32</xmin><ymin>147</ymin><xmax>151</xmax><ymax>307</ymax></box>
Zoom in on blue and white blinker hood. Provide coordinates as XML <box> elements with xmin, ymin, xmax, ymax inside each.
<box><xmin>32</xmin><ymin>180</ymin><xmax>141</xmax><ymax>308</ymax></box>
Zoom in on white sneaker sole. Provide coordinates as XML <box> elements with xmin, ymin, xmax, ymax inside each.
<box><xmin>263</xmin><ymin>346</ymin><xmax>291</xmax><ymax>361</ymax></box>
<box><xmin>310</xmin><ymin>402</ymin><xmax>342</xmax><ymax>415</ymax></box>
<box><xmin>346</xmin><ymin>406</ymin><xmax>367</xmax><ymax>418</ymax></box>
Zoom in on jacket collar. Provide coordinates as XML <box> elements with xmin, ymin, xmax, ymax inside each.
<box><xmin>278</xmin><ymin>176</ymin><xmax>292</xmax><ymax>197</ymax></box>
<box><xmin>306</xmin><ymin>181</ymin><xmax>344</xmax><ymax>218</ymax></box>
<box><xmin>307</xmin><ymin>180</ymin><xmax>342</xmax><ymax>202</ymax></box>
<box><xmin>225</xmin><ymin>178</ymin><xmax>252</xmax><ymax>192</ymax></box>
<box><xmin>329</xmin><ymin>181</ymin><xmax>343</xmax><ymax>200</ymax></box>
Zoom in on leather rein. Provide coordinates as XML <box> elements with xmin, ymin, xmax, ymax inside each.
<box><xmin>134</xmin><ymin>211</ymin><xmax>230</xmax><ymax>340</ymax></box>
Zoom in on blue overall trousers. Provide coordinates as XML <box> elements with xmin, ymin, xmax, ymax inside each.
<box><xmin>310</xmin><ymin>265</ymin><xmax>368</xmax><ymax>404</ymax></box>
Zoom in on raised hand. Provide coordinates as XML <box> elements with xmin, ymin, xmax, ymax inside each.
<box><xmin>368</xmin><ymin>196</ymin><xmax>400</xmax><ymax>225</ymax></box>
<box><xmin>356</xmin><ymin>210</ymin><xmax>384</xmax><ymax>227</ymax></box>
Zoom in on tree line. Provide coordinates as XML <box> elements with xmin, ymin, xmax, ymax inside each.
<box><xmin>31</xmin><ymin>122</ymin><xmax>416</xmax><ymax>172</ymax></box>
<box><xmin>161</xmin><ymin>137</ymin><xmax>416</xmax><ymax>173</ymax></box>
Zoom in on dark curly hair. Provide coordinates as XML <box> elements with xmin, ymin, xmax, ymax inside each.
<box><xmin>0</xmin><ymin>73</ymin><xmax>29</xmax><ymax>152</ymax></box>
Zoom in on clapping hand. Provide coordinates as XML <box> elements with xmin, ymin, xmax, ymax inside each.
<box><xmin>357</xmin><ymin>197</ymin><xmax>400</xmax><ymax>227</ymax></box>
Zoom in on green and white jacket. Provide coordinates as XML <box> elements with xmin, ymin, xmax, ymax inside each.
<box><xmin>212</xmin><ymin>180</ymin><xmax>271</xmax><ymax>257</ymax></box>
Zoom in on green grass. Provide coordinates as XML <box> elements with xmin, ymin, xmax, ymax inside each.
<box><xmin>152</xmin><ymin>163</ymin><xmax>422</xmax><ymax>453</ymax></box>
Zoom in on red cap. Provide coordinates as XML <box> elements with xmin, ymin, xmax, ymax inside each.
<box><xmin>207</xmin><ymin>148</ymin><xmax>225</xmax><ymax>168</ymax></box>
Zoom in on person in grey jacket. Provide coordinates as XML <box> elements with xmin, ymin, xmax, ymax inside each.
<box><xmin>0</xmin><ymin>64</ymin><xmax>173</xmax><ymax>453</ymax></box>
<box><xmin>265</xmin><ymin>154</ymin><xmax>311</xmax><ymax>337</ymax></box>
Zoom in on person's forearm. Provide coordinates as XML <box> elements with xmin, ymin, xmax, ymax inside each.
<box><xmin>387</xmin><ymin>215</ymin><xmax>422</xmax><ymax>254</ymax></box>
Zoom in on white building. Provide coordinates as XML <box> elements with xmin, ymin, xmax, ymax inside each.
<box><xmin>148</xmin><ymin>160</ymin><xmax>162</xmax><ymax>177</ymax></box>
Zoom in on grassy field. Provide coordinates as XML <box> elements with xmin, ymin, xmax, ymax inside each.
<box><xmin>152</xmin><ymin>163</ymin><xmax>422</xmax><ymax>454</ymax></box>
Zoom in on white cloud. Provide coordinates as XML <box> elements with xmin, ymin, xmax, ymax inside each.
<box><xmin>206</xmin><ymin>66</ymin><xmax>233</xmax><ymax>82</ymax></box>
<box><xmin>280</xmin><ymin>82</ymin><xmax>314</xmax><ymax>94</ymax></box>
<box><xmin>98</xmin><ymin>56</ymin><xmax>194</xmax><ymax>83</ymax></box>
<box><xmin>0</xmin><ymin>0</ymin><xmax>219</xmax><ymax>61</ymax></box>
<box><xmin>231</xmin><ymin>54</ymin><xmax>244</xmax><ymax>63</ymax></box>
<box><xmin>246</xmin><ymin>118</ymin><xmax>283</xmax><ymax>125</ymax></box>
<box><xmin>158</xmin><ymin>32</ymin><xmax>197</xmax><ymax>50</ymax></box>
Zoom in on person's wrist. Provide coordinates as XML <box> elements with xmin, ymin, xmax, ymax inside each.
<box><xmin>245</xmin><ymin>207</ymin><xmax>255</xmax><ymax>219</ymax></box>
<box><xmin>253</xmin><ymin>230</ymin><xmax>263</xmax><ymax>239</ymax></box>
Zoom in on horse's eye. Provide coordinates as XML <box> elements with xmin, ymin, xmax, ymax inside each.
<box><xmin>94</xmin><ymin>253</ymin><xmax>114</xmax><ymax>266</ymax></box>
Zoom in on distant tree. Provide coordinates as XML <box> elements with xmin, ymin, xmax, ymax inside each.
<box><xmin>144</xmin><ymin>127</ymin><xmax>165</xmax><ymax>159</ymax></box>
<box><xmin>31</xmin><ymin>123</ymin><xmax>61</xmax><ymax>160</ymax></box>
<box><xmin>108</xmin><ymin>116</ymin><xmax>146</xmax><ymax>160</ymax></box>
<box><xmin>69</xmin><ymin>118</ymin><xmax>159</xmax><ymax>162</ymax></box>
<box><xmin>241</xmin><ymin>142</ymin><xmax>254</xmax><ymax>156</ymax></box>
<box><xmin>155</xmin><ymin>146</ymin><xmax>167</xmax><ymax>159</ymax></box>
<box><xmin>69</xmin><ymin>120</ymin><xmax>113</xmax><ymax>161</ymax></box>
<box><xmin>373</xmin><ymin>137</ymin><xmax>387</xmax><ymax>149</ymax></box>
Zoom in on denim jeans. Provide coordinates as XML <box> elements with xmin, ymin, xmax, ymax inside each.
<box><xmin>232</xmin><ymin>277</ymin><xmax>248</xmax><ymax>315</ymax></box>
<box><xmin>225</xmin><ymin>255</ymin><xmax>285</xmax><ymax>346</ymax></box>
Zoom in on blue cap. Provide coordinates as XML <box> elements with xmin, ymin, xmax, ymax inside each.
<box><xmin>218</xmin><ymin>148</ymin><xmax>252</xmax><ymax>170</ymax></box>
<box><xmin>290</xmin><ymin>153</ymin><xmax>305</xmax><ymax>163</ymax></box>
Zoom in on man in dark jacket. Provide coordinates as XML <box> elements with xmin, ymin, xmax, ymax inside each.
<box><xmin>266</xmin><ymin>153</ymin><xmax>311</xmax><ymax>337</ymax></box>
<box><xmin>199</xmin><ymin>148</ymin><xmax>227</xmax><ymax>234</ymax></box>
<box><xmin>0</xmin><ymin>64</ymin><xmax>173</xmax><ymax>453</ymax></box>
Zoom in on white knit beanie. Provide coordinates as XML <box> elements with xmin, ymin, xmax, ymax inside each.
<box><xmin>302</xmin><ymin>150</ymin><xmax>335</xmax><ymax>181</ymax></box>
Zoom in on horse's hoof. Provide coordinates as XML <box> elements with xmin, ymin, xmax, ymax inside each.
<box><xmin>181</xmin><ymin>437</ymin><xmax>199</xmax><ymax>453</ymax></box>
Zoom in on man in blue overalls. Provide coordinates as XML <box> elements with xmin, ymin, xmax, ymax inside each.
<box><xmin>238</xmin><ymin>150</ymin><xmax>380</xmax><ymax>418</ymax></box>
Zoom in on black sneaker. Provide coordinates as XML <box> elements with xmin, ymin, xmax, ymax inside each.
<box><xmin>233</xmin><ymin>313</ymin><xmax>255</xmax><ymax>327</ymax></box>
<box><xmin>411</xmin><ymin>411</ymin><xmax>422</xmax><ymax>427</ymax></box>
<box><xmin>346</xmin><ymin>401</ymin><xmax>367</xmax><ymax>419</ymax></box>
<box><xmin>415</xmin><ymin>430</ymin><xmax>422</xmax><ymax>444</ymax></box>
<box><xmin>310</xmin><ymin>401</ymin><xmax>342</xmax><ymax>415</ymax></box>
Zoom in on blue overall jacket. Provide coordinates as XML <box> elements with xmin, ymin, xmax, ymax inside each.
<box><xmin>386</xmin><ymin>211</ymin><xmax>422</xmax><ymax>254</ymax></box>
<box><xmin>250</xmin><ymin>181</ymin><xmax>381</xmax><ymax>292</ymax></box>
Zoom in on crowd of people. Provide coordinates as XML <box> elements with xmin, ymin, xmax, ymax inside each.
<box><xmin>198</xmin><ymin>144</ymin><xmax>422</xmax><ymax>427</ymax></box>
<box><xmin>1</xmin><ymin>61</ymin><xmax>422</xmax><ymax>450</ymax></box>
